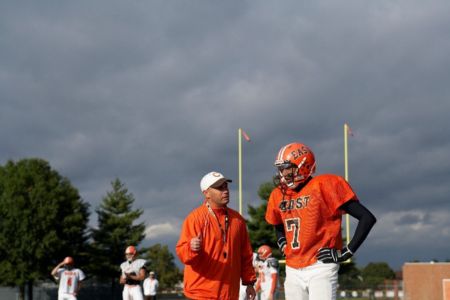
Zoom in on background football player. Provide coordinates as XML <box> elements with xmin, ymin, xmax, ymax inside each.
<box><xmin>51</xmin><ymin>256</ymin><xmax>85</xmax><ymax>300</ymax></box>
<box><xmin>254</xmin><ymin>245</ymin><xmax>279</xmax><ymax>300</ymax></box>
<box><xmin>119</xmin><ymin>245</ymin><xmax>147</xmax><ymax>300</ymax></box>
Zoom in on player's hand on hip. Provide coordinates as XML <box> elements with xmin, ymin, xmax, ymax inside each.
<box><xmin>317</xmin><ymin>246</ymin><xmax>353</xmax><ymax>263</ymax></box>
<box><xmin>277</xmin><ymin>237</ymin><xmax>287</xmax><ymax>257</ymax></box>
<box><xmin>190</xmin><ymin>234</ymin><xmax>202</xmax><ymax>252</ymax></box>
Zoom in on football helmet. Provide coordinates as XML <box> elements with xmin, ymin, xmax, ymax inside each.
<box><xmin>63</xmin><ymin>256</ymin><xmax>74</xmax><ymax>265</ymax></box>
<box><xmin>257</xmin><ymin>245</ymin><xmax>272</xmax><ymax>260</ymax></box>
<box><xmin>274</xmin><ymin>142</ymin><xmax>316</xmax><ymax>189</ymax></box>
<box><xmin>125</xmin><ymin>246</ymin><xmax>137</xmax><ymax>262</ymax></box>
<box><xmin>125</xmin><ymin>246</ymin><xmax>137</xmax><ymax>255</ymax></box>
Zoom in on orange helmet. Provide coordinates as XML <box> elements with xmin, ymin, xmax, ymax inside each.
<box><xmin>274</xmin><ymin>142</ymin><xmax>316</xmax><ymax>189</ymax></box>
<box><xmin>63</xmin><ymin>256</ymin><xmax>74</xmax><ymax>265</ymax></box>
<box><xmin>257</xmin><ymin>245</ymin><xmax>272</xmax><ymax>260</ymax></box>
<box><xmin>125</xmin><ymin>246</ymin><xmax>137</xmax><ymax>255</ymax></box>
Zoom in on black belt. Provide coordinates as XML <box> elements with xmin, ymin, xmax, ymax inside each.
<box><xmin>125</xmin><ymin>279</ymin><xmax>141</xmax><ymax>285</ymax></box>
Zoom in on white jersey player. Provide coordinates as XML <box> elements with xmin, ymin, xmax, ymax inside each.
<box><xmin>119</xmin><ymin>245</ymin><xmax>147</xmax><ymax>300</ymax></box>
<box><xmin>255</xmin><ymin>245</ymin><xmax>279</xmax><ymax>300</ymax></box>
<box><xmin>143</xmin><ymin>271</ymin><xmax>159</xmax><ymax>299</ymax></box>
<box><xmin>51</xmin><ymin>256</ymin><xmax>86</xmax><ymax>300</ymax></box>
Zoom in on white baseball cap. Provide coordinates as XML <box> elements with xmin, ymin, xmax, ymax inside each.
<box><xmin>200</xmin><ymin>171</ymin><xmax>232</xmax><ymax>192</ymax></box>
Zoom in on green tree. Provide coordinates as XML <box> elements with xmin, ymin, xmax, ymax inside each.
<box><xmin>246</xmin><ymin>180</ymin><xmax>286</xmax><ymax>281</ymax></box>
<box><xmin>0</xmin><ymin>158</ymin><xmax>90</xmax><ymax>300</ymax></box>
<box><xmin>142</xmin><ymin>244</ymin><xmax>182</xmax><ymax>291</ymax></box>
<box><xmin>361</xmin><ymin>262</ymin><xmax>395</xmax><ymax>290</ymax></box>
<box><xmin>338</xmin><ymin>260</ymin><xmax>363</xmax><ymax>290</ymax></box>
<box><xmin>247</xmin><ymin>182</ymin><xmax>278</xmax><ymax>253</ymax></box>
<box><xmin>90</xmin><ymin>178</ymin><xmax>145</xmax><ymax>296</ymax></box>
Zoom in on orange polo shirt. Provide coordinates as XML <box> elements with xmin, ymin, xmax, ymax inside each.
<box><xmin>176</xmin><ymin>202</ymin><xmax>256</xmax><ymax>300</ymax></box>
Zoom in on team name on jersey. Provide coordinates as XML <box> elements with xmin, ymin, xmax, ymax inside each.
<box><xmin>64</xmin><ymin>271</ymin><xmax>76</xmax><ymax>276</ymax></box>
<box><xmin>279</xmin><ymin>195</ymin><xmax>310</xmax><ymax>212</ymax></box>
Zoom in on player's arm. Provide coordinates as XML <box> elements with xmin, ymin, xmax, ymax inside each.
<box><xmin>124</xmin><ymin>261</ymin><xmax>147</xmax><ymax>282</ymax></box>
<box><xmin>75</xmin><ymin>280</ymin><xmax>82</xmax><ymax>295</ymax></box>
<box><xmin>267</xmin><ymin>258</ymin><xmax>279</xmax><ymax>298</ymax></box>
<box><xmin>135</xmin><ymin>268</ymin><xmax>147</xmax><ymax>281</ymax></box>
<box><xmin>274</xmin><ymin>224</ymin><xmax>286</xmax><ymax>255</ymax></box>
<box><xmin>119</xmin><ymin>267</ymin><xmax>126</xmax><ymax>285</ymax></box>
<box><xmin>253</xmin><ymin>265</ymin><xmax>261</xmax><ymax>292</ymax></box>
<box><xmin>342</xmin><ymin>200</ymin><xmax>377</xmax><ymax>253</ymax></box>
<box><xmin>75</xmin><ymin>270</ymin><xmax>86</xmax><ymax>294</ymax></box>
<box><xmin>269</xmin><ymin>273</ymin><xmax>277</xmax><ymax>300</ymax></box>
<box><xmin>125</xmin><ymin>268</ymin><xmax>146</xmax><ymax>282</ymax></box>
<box><xmin>266</xmin><ymin>190</ymin><xmax>286</xmax><ymax>255</ymax></box>
<box><xmin>50</xmin><ymin>261</ymin><xmax>64</xmax><ymax>279</ymax></box>
<box><xmin>317</xmin><ymin>200</ymin><xmax>376</xmax><ymax>263</ymax></box>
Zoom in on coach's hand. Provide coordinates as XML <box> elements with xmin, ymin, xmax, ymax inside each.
<box><xmin>190</xmin><ymin>234</ymin><xmax>202</xmax><ymax>252</ymax></box>
<box><xmin>317</xmin><ymin>246</ymin><xmax>353</xmax><ymax>263</ymax></box>
<box><xmin>246</xmin><ymin>285</ymin><xmax>256</xmax><ymax>300</ymax></box>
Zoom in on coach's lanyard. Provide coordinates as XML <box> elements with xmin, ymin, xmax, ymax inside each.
<box><xmin>206</xmin><ymin>202</ymin><xmax>229</xmax><ymax>244</ymax></box>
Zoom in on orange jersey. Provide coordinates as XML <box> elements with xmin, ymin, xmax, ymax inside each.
<box><xmin>176</xmin><ymin>202</ymin><xmax>256</xmax><ymax>300</ymax></box>
<box><xmin>265</xmin><ymin>174</ymin><xmax>357</xmax><ymax>268</ymax></box>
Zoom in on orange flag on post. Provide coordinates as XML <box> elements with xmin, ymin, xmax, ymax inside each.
<box><xmin>346</xmin><ymin>123</ymin><xmax>354</xmax><ymax>137</ymax></box>
<box><xmin>241</xmin><ymin>129</ymin><xmax>251</xmax><ymax>142</ymax></box>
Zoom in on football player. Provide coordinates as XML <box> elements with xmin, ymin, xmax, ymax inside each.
<box><xmin>119</xmin><ymin>246</ymin><xmax>147</xmax><ymax>300</ymax></box>
<box><xmin>51</xmin><ymin>256</ymin><xmax>85</xmax><ymax>300</ymax></box>
<box><xmin>265</xmin><ymin>142</ymin><xmax>376</xmax><ymax>300</ymax></box>
<box><xmin>254</xmin><ymin>245</ymin><xmax>278</xmax><ymax>300</ymax></box>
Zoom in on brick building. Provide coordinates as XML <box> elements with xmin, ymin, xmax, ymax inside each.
<box><xmin>403</xmin><ymin>262</ymin><xmax>450</xmax><ymax>300</ymax></box>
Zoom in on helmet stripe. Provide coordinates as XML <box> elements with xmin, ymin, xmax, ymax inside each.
<box><xmin>276</xmin><ymin>143</ymin><xmax>293</xmax><ymax>163</ymax></box>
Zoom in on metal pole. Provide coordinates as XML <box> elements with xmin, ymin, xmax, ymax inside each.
<box><xmin>238</xmin><ymin>128</ymin><xmax>243</xmax><ymax>215</ymax></box>
<box><xmin>344</xmin><ymin>123</ymin><xmax>350</xmax><ymax>246</ymax></box>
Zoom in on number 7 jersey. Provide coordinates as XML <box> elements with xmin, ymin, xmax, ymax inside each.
<box><xmin>265</xmin><ymin>174</ymin><xmax>357</xmax><ymax>268</ymax></box>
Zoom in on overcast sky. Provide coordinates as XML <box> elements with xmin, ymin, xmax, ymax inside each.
<box><xmin>1</xmin><ymin>0</ymin><xmax>450</xmax><ymax>271</ymax></box>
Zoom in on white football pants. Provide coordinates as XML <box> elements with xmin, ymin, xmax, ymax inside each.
<box><xmin>122</xmin><ymin>285</ymin><xmax>144</xmax><ymax>300</ymax></box>
<box><xmin>284</xmin><ymin>261</ymin><xmax>339</xmax><ymax>300</ymax></box>
<box><xmin>58</xmin><ymin>293</ymin><xmax>77</xmax><ymax>300</ymax></box>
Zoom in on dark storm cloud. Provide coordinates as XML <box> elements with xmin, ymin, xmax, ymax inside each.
<box><xmin>1</xmin><ymin>0</ymin><xmax>450</xmax><ymax>270</ymax></box>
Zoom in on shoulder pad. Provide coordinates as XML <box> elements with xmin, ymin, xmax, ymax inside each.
<box><xmin>136</xmin><ymin>259</ymin><xmax>147</xmax><ymax>269</ymax></box>
<box><xmin>120</xmin><ymin>261</ymin><xmax>128</xmax><ymax>270</ymax></box>
<box><xmin>267</xmin><ymin>257</ymin><xmax>279</xmax><ymax>268</ymax></box>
